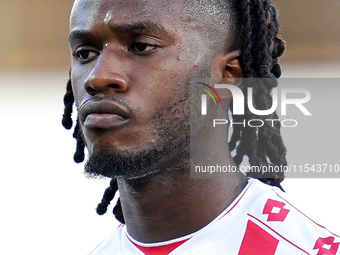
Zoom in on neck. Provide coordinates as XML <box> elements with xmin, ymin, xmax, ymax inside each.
<box><xmin>117</xmin><ymin>154</ymin><xmax>247</xmax><ymax>243</ymax></box>
<box><xmin>117</xmin><ymin>119</ymin><xmax>247</xmax><ymax>243</ymax></box>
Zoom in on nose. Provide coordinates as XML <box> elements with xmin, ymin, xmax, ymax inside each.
<box><xmin>84</xmin><ymin>50</ymin><xmax>127</xmax><ymax>95</ymax></box>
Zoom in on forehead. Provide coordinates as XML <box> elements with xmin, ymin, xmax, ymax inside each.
<box><xmin>70</xmin><ymin>0</ymin><xmax>187</xmax><ymax>31</ymax></box>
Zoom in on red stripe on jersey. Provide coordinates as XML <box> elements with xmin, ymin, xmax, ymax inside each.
<box><xmin>129</xmin><ymin>237</ymin><xmax>190</xmax><ymax>255</ymax></box>
<box><xmin>248</xmin><ymin>214</ymin><xmax>311</xmax><ymax>254</ymax></box>
<box><xmin>238</xmin><ymin>220</ymin><xmax>279</xmax><ymax>255</ymax></box>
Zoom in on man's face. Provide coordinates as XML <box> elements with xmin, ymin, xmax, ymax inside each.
<box><xmin>69</xmin><ymin>0</ymin><xmax>224</xmax><ymax>178</ymax></box>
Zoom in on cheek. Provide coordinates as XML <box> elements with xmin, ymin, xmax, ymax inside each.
<box><xmin>71</xmin><ymin>66</ymin><xmax>92</xmax><ymax>108</ymax></box>
<box><xmin>139</xmin><ymin>65</ymin><xmax>192</xmax><ymax>116</ymax></box>
<box><xmin>148</xmin><ymin>56</ymin><xmax>196</xmax><ymax>92</ymax></box>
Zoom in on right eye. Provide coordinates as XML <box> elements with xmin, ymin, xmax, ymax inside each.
<box><xmin>74</xmin><ymin>48</ymin><xmax>99</xmax><ymax>63</ymax></box>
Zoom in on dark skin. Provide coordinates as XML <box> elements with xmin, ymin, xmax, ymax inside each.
<box><xmin>69</xmin><ymin>0</ymin><xmax>247</xmax><ymax>243</ymax></box>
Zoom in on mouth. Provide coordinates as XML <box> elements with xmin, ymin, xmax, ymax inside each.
<box><xmin>79</xmin><ymin>99</ymin><xmax>131</xmax><ymax>130</ymax></box>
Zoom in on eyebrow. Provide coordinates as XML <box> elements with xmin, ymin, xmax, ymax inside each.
<box><xmin>68</xmin><ymin>20</ymin><xmax>170</xmax><ymax>43</ymax></box>
<box><xmin>68</xmin><ymin>30</ymin><xmax>97</xmax><ymax>44</ymax></box>
<box><xmin>113</xmin><ymin>21</ymin><xmax>165</xmax><ymax>34</ymax></box>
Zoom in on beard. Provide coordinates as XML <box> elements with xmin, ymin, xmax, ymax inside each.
<box><xmin>84</xmin><ymin>147</ymin><xmax>175</xmax><ymax>179</ymax></box>
<box><xmin>83</xmin><ymin>90</ymin><xmax>191</xmax><ymax>180</ymax></box>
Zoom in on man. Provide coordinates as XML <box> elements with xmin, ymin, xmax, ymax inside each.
<box><xmin>62</xmin><ymin>0</ymin><xmax>339</xmax><ymax>254</ymax></box>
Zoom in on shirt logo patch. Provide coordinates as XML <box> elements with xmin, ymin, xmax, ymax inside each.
<box><xmin>263</xmin><ymin>199</ymin><xmax>290</xmax><ymax>222</ymax></box>
<box><xmin>313</xmin><ymin>236</ymin><xmax>339</xmax><ymax>255</ymax></box>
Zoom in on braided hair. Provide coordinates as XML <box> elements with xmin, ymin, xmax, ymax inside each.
<box><xmin>229</xmin><ymin>0</ymin><xmax>286</xmax><ymax>187</ymax></box>
<box><xmin>62</xmin><ymin>0</ymin><xmax>286</xmax><ymax>224</ymax></box>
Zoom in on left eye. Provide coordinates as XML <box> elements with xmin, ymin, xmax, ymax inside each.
<box><xmin>130</xmin><ymin>43</ymin><xmax>157</xmax><ymax>52</ymax></box>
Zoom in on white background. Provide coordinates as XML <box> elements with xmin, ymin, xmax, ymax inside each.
<box><xmin>0</xmin><ymin>64</ymin><xmax>339</xmax><ymax>255</ymax></box>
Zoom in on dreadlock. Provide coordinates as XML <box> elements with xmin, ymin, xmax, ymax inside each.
<box><xmin>62</xmin><ymin>0</ymin><xmax>286</xmax><ymax>224</ymax></box>
<box><xmin>229</xmin><ymin>0</ymin><xmax>287</xmax><ymax>188</ymax></box>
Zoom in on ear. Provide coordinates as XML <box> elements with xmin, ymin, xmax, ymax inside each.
<box><xmin>211</xmin><ymin>50</ymin><xmax>243</xmax><ymax>100</ymax></box>
<box><xmin>211</xmin><ymin>49</ymin><xmax>242</xmax><ymax>80</ymax></box>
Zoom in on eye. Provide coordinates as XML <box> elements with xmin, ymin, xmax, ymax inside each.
<box><xmin>130</xmin><ymin>42</ymin><xmax>158</xmax><ymax>53</ymax></box>
<box><xmin>74</xmin><ymin>48</ymin><xmax>98</xmax><ymax>62</ymax></box>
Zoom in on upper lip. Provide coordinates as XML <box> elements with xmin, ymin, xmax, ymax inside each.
<box><xmin>79</xmin><ymin>98</ymin><xmax>131</xmax><ymax>122</ymax></box>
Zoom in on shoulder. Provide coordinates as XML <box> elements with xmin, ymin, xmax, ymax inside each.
<box><xmin>239</xmin><ymin>179</ymin><xmax>340</xmax><ymax>254</ymax></box>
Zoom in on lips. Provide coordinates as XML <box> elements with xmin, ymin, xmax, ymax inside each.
<box><xmin>79</xmin><ymin>99</ymin><xmax>131</xmax><ymax>130</ymax></box>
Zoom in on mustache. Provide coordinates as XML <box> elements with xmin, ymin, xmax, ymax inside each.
<box><xmin>79</xmin><ymin>94</ymin><xmax>133</xmax><ymax>110</ymax></box>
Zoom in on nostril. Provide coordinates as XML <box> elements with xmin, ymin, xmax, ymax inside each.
<box><xmin>108</xmin><ymin>84</ymin><xmax>120</xmax><ymax>89</ymax></box>
<box><xmin>86</xmin><ymin>86</ymin><xmax>96</xmax><ymax>94</ymax></box>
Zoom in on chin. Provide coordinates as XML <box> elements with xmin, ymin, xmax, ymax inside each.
<box><xmin>84</xmin><ymin>145</ymin><xmax>166</xmax><ymax>179</ymax></box>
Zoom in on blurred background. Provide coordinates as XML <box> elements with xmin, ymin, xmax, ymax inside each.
<box><xmin>0</xmin><ymin>0</ymin><xmax>339</xmax><ymax>254</ymax></box>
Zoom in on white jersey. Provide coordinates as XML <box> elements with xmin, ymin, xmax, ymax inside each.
<box><xmin>89</xmin><ymin>179</ymin><xmax>339</xmax><ymax>255</ymax></box>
